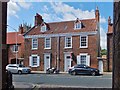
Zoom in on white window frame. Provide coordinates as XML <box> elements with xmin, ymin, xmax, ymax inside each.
<box><xmin>32</xmin><ymin>38</ymin><xmax>38</xmax><ymax>50</ymax></box>
<box><xmin>29</xmin><ymin>54</ymin><xmax>40</xmax><ymax>67</ymax></box>
<box><xmin>80</xmin><ymin>36</ymin><xmax>88</xmax><ymax>48</ymax></box>
<box><xmin>44</xmin><ymin>38</ymin><xmax>51</xmax><ymax>49</ymax></box>
<box><xmin>74</xmin><ymin>22</ymin><xmax>81</xmax><ymax>29</ymax></box>
<box><xmin>77</xmin><ymin>53</ymin><xmax>90</xmax><ymax>66</ymax></box>
<box><xmin>65</xmin><ymin>36</ymin><xmax>72</xmax><ymax>48</ymax></box>
<box><xmin>12</xmin><ymin>45</ymin><xmax>18</xmax><ymax>52</ymax></box>
<box><xmin>80</xmin><ymin>54</ymin><xmax>87</xmax><ymax>65</ymax></box>
<box><xmin>41</xmin><ymin>25</ymin><xmax>46</xmax><ymax>32</ymax></box>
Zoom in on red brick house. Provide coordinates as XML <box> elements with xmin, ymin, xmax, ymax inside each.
<box><xmin>107</xmin><ymin>16</ymin><xmax>113</xmax><ymax>71</ymax></box>
<box><xmin>24</xmin><ymin>8</ymin><xmax>100</xmax><ymax>72</ymax></box>
<box><xmin>7</xmin><ymin>25</ymin><xmax>25</xmax><ymax>64</ymax></box>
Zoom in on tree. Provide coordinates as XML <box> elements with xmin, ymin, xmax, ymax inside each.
<box><xmin>100</xmin><ymin>49</ymin><xmax>107</xmax><ymax>56</ymax></box>
<box><xmin>23</xmin><ymin>22</ymin><xmax>31</xmax><ymax>32</ymax></box>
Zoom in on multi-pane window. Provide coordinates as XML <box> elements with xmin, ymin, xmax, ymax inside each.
<box><xmin>65</xmin><ymin>37</ymin><xmax>72</xmax><ymax>48</ymax></box>
<box><xmin>77</xmin><ymin>54</ymin><xmax>90</xmax><ymax>66</ymax></box>
<box><xmin>75</xmin><ymin>23</ymin><xmax>81</xmax><ymax>29</ymax></box>
<box><xmin>81</xmin><ymin>55</ymin><xmax>87</xmax><ymax>65</ymax></box>
<box><xmin>12</xmin><ymin>45</ymin><xmax>18</xmax><ymax>52</ymax></box>
<box><xmin>41</xmin><ymin>25</ymin><xmax>46</xmax><ymax>32</ymax></box>
<box><xmin>29</xmin><ymin>55</ymin><xmax>40</xmax><ymax>67</ymax></box>
<box><xmin>32</xmin><ymin>38</ymin><xmax>38</xmax><ymax>49</ymax></box>
<box><xmin>32</xmin><ymin>56</ymin><xmax>37</xmax><ymax>66</ymax></box>
<box><xmin>45</xmin><ymin>38</ymin><xmax>51</xmax><ymax>49</ymax></box>
<box><xmin>80</xmin><ymin>36</ymin><xmax>88</xmax><ymax>48</ymax></box>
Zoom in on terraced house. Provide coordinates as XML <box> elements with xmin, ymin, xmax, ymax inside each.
<box><xmin>24</xmin><ymin>7</ymin><xmax>100</xmax><ymax>72</ymax></box>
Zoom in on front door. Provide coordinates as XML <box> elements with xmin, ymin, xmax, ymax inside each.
<box><xmin>64</xmin><ymin>53</ymin><xmax>71</xmax><ymax>72</ymax></box>
<box><xmin>44</xmin><ymin>54</ymin><xmax>51</xmax><ymax>72</ymax></box>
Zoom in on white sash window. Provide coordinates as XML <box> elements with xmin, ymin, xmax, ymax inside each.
<box><xmin>29</xmin><ymin>55</ymin><xmax>40</xmax><ymax>67</ymax></box>
<box><xmin>77</xmin><ymin>53</ymin><xmax>90</xmax><ymax>66</ymax></box>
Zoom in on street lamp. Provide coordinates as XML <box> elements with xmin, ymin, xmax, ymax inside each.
<box><xmin>7</xmin><ymin>25</ymin><xmax>18</xmax><ymax>64</ymax></box>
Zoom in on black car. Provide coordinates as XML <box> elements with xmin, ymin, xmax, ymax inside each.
<box><xmin>68</xmin><ymin>64</ymin><xmax>99</xmax><ymax>76</ymax></box>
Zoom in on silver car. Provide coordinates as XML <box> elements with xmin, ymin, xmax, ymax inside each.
<box><xmin>6</xmin><ymin>64</ymin><xmax>31</xmax><ymax>74</ymax></box>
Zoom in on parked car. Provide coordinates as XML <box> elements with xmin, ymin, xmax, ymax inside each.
<box><xmin>6</xmin><ymin>64</ymin><xmax>31</xmax><ymax>74</ymax></box>
<box><xmin>68</xmin><ymin>64</ymin><xmax>99</xmax><ymax>76</ymax></box>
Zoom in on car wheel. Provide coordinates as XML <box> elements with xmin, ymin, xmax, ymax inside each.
<box><xmin>71</xmin><ymin>71</ymin><xmax>76</xmax><ymax>75</ymax></box>
<box><xmin>18</xmin><ymin>70</ymin><xmax>22</xmax><ymax>74</ymax></box>
<box><xmin>91</xmin><ymin>71</ymin><xmax>96</xmax><ymax>76</ymax></box>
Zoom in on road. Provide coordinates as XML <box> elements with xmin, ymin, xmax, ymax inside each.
<box><xmin>13</xmin><ymin>73</ymin><xmax>112</xmax><ymax>88</ymax></box>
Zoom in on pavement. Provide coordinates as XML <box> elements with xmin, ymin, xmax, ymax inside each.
<box><xmin>13</xmin><ymin>71</ymin><xmax>112</xmax><ymax>90</ymax></box>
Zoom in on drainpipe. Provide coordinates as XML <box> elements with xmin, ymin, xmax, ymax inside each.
<box><xmin>57</xmin><ymin>36</ymin><xmax>60</xmax><ymax>70</ymax></box>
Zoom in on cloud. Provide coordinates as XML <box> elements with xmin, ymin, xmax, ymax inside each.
<box><xmin>100</xmin><ymin>16</ymin><xmax>107</xmax><ymax>23</ymax></box>
<box><xmin>50</xmin><ymin>2</ymin><xmax>95</xmax><ymax>21</ymax></box>
<box><xmin>8</xmin><ymin>1</ymin><xmax>20</xmax><ymax>19</ymax></box>
<box><xmin>43</xmin><ymin>5</ymin><xmax>49</xmax><ymax>12</ymax></box>
<box><xmin>100</xmin><ymin>26</ymin><xmax>107</xmax><ymax>49</ymax></box>
<box><xmin>40</xmin><ymin>2</ymin><xmax>96</xmax><ymax>22</ymax></box>
<box><xmin>8</xmin><ymin>0</ymin><xmax>32</xmax><ymax>20</ymax></box>
<box><xmin>17</xmin><ymin>0</ymin><xmax>32</xmax><ymax>9</ymax></box>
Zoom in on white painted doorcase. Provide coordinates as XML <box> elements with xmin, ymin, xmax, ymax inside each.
<box><xmin>64</xmin><ymin>53</ymin><xmax>72</xmax><ymax>72</ymax></box>
<box><xmin>44</xmin><ymin>53</ymin><xmax>51</xmax><ymax>72</ymax></box>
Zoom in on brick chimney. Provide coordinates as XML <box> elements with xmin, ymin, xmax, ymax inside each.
<box><xmin>35</xmin><ymin>13</ymin><xmax>43</xmax><ymax>26</ymax></box>
<box><xmin>19</xmin><ymin>24</ymin><xmax>24</xmax><ymax>34</ymax></box>
<box><xmin>107</xmin><ymin>16</ymin><xmax>113</xmax><ymax>34</ymax></box>
<box><xmin>95</xmin><ymin>6</ymin><xmax>100</xmax><ymax>22</ymax></box>
<box><xmin>108</xmin><ymin>16</ymin><xmax>111</xmax><ymax>25</ymax></box>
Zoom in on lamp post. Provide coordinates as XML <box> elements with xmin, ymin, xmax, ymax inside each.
<box><xmin>7</xmin><ymin>25</ymin><xmax>18</xmax><ymax>64</ymax></box>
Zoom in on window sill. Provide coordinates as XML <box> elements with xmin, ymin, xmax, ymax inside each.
<box><xmin>74</xmin><ymin>28</ymin><xmax>81</xmax><ymax>30</ymax></box>
<box><xmin>44</xmin><ymin>48</ymin><xmax>51</xmax><ymax>50</ymax></box>
<box><xmin>13</xmin><ymin>51</ymin><xmax>18</xmax><ymax>53</ymax></box>
<box><xmin>30</xmin><ymin>66</ymin><xmax>39</xmax><ymax>68</ymax></box>
<box><xmin>80</xmin><ymin>46</ymin><xmax>88</xmax><ymax>49</ymax></box>
<box><xmin>64</xmin><ymin>47</ymin><xmax>72</xmax><ymax>49</ymax></box>
<box><xmin>31</xmin><ymin>48</ymin><xmax>38</xmax><ymax>50</ymax></box>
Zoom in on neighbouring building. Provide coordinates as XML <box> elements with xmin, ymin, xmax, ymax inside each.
<box><xmin>7</xmin><ymin>25</ymin><xmax>25</xmax><ymax>64</ymax></box>
<box><xmin>24</xmin><ymin>7</ymin><xmax>101</xmax><ymax>72</ymax></box>
<box><xmin>107</xmin><ymin>16</ymin><xmax>113</xmax><ymax>72</ymax></box>
<box><xmin>113</xmin><ymin>1</ymin><xmax>120</xmax><ymax>89</ymax></box>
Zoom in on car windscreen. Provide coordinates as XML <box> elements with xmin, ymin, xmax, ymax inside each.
<box><xmin>19</xmin><ymin>65</ymin><xmax>25</xmax><ymax>67</ymax></box>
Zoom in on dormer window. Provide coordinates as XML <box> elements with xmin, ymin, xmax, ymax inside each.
<box><xmin>74</xmin><ymin>18</ymin><xmax>82</xmax><ymax>29</ymax></box>
<box><xmin>75</xmin><ymin>23</ymin><xmax>81</xmax><ymax>29</ymax></box>
<box><xmin>41</xmin><ymin>24</ymin><xmax>47</xmax><ymax>32</ymax></box>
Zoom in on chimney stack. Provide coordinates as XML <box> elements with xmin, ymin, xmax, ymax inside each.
<box><xmin>108</xmin><ymin>16</ymin><xmax>111</xmax><ymax>25</ymax></box>
<box><xmin>19</xmin><ymin>24</ymin><xmax>24</xmax><ymax>34</ymax></box>
<box><xmin>35</xmin><ymin>13</ymin><xmax>43</xmax><ymax>26</ymax></box>
<box><xmin>107</xmin><ymin>16</ymin><xmax>113</xmax><ymax>34</ymax></box>
<box><xmin>95</xmin><ymin>6</ymin><xmax>100</xmax><ymax>22</ymax></box>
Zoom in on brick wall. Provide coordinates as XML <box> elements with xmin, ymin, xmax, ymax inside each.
<box><xmin>24</xmin><ymin>34</ymin><xmax>99</xmax><ymax>71</ymax></box>
<box><xmin>107</xmin><ymin>33</ymin><xmax>113</xmax><ymax>71</ymax></box>
<box><xmin>113</xmin><ymin>1</ymin><xmax>120</xmax><ymax>89</ymax></box>
<box><xmin>8</xmin><ymin>44</ymin><xmax>24</xmax><ymax>64</ymax></box>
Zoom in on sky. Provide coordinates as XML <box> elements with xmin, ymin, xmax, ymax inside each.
<box><xmin>7</xmin><ymin>0</ymin><xmax>113</xmax><ymax>49</ymax></box>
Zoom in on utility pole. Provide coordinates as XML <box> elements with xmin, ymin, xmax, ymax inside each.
<box><xmin>0</xmin><ymin>0</ymin><xmax>8</xmax><ymax>89</ymax></box>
